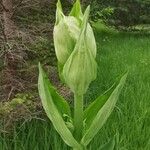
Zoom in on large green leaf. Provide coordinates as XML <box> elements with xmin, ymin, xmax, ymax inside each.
<box><xmin>38</xmin><ymin>63</ymin><xmax>82</xmax><ymax>149</ymax></box>
<box><xmin>44</xmin><ymin>68</ymin><xmax>71</xmax><ymax>117</ymax></box>
<box><xmin>83</xmin><ymin>84</ymin><xmax>117</xmax><ymax>131</ymax></box>
<box><xmin>81</xmin><ymin>73</ymin><xmax>128</xmax><ymax>146</ymax></box>
<box><xmin>83</xmin><ymin>73</ymin><xmax>126</xmax><ymax>131</ymax></box>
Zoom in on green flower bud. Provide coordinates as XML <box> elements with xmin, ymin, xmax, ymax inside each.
<box><xmin>54</xmin><ymin>16</ymin><xmax>80</xmax><ymax>65</ymax></box>
<box><xmin>53</xmin><ymin>0</ymin><xmax>96</xmax><ymax>66</ymax></box>
<box><xmin>53</xmin><ymin>0</ymin><xmax>97</xmax><ymax>94</ymax></box>
<box><xmin>70</xmin><ymin>0</ymin><xmax>97</xmax><ymax>58</ymax></box>
<box><xmin>62</xmin><ymin>6</ymin><xmax>97</xmax><ymax>95</ymax></box>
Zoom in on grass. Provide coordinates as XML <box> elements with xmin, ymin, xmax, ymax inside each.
<box><xmin>0</xmin><ymin>31</ymin><xmax>150</xmax><ymax>150</ymax></box>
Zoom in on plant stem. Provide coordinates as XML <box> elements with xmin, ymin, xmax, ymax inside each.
<box><xmin>74</xmin><ymin>93</ymin><xmax>84</xmax><ymax>141</ymax></box>
<box><xmin>73</xmin><ymin>147</ymin><xmax>87</xmax><ymax>150</ymax></box>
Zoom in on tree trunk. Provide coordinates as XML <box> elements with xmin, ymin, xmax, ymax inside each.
<box><xmin>2</xmin><ymin>0</ymin><xmax>16</xmax><ymax>39</ymax></box>
<box><xmin>1</xmin><ymin>0</ymin><xmax>23</xmax><ymax>100</ymax></box>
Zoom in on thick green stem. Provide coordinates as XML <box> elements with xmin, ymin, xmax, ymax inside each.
<box><xmin>74</xmin><ymin>93</ymin><xmax>84</xmax><ymax>141</ymax></box>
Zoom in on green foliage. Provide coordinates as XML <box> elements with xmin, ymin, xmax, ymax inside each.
<box><xmin>38</xmin><ymin>63</ymin><xmax>82</xmax><ymax>149</ymax></box>
<box><xmin>81</xmin><ymin>73</ymin><xmax>127</xmax><ymax>146</ymax></box>
<box><xmin>83</xmin><ymin>83</ymin><xmax>118</xmax><ymax>131</ymax></box>
<box><xmin>38</xmin><ymin>1</ymin><xmax>127</xmax><ymax>149</ymax></box>
<box><xmin>90</xmin><ymin>0</ymin><xmax>150</xmax><ymax>29</ymax></box>
<box><xmin>38</xmin><ymin>63</ymin><xmax>71</xmax><ymax>118</ymax></box>
<box><xmin>38</xmin><ymin>62</ymin><xmax>127</xmax><ymax>149</ymax></box>
<box><xmin>1</xmin><ymin>31</ymin><xmax>150</xmax><ymax>150</ymax></box>
<box><xmin>0</xmin><ymin>93</ymin><xmax>33</xmax><ymax>116</ymax></box>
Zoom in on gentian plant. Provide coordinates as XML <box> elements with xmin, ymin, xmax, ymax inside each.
<box><xmin>38</xmin><ymin>0</ymin><xmax>128</xmax><ymax>149</ymax></box>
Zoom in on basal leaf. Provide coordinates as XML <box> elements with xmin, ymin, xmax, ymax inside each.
<box><xmin>38</xmin><ymin>63</ymin><xmax>81</xmax><ymax>149</ymax></box>
<box><xmin>47</xmin><ymin>77</ymin><xmax>71</xmax><ymax>117</ymax></box>
<box><xmin>81</xmin><ymin>72</ymin><xmax>128</xmax><ymax>146</ymax></box>
<box><xmin>39</xmin><ymin>63</ymin><xmax>71</xmax><ymax>117</ymax></box>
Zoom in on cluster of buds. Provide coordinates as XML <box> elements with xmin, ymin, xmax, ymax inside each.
<box><xmin>54</xmin><ymin>0</ymin><xmax>97</xmax><ymax>95</ymax></box>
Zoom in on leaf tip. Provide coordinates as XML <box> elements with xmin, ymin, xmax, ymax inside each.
<box><xmin>38</xmin><ymin>62</ymin><xmax>42</xmax><ymax>72</ymax></box>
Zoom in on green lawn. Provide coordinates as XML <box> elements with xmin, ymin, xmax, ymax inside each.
<box><xmin>1</xmin><ymin>31</ymin><xmax>150</xmax><ymax>150</ymax></box>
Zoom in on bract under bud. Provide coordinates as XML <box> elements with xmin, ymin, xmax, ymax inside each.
<box><xmin>54</xmin><ymin>16</ymin><xmax>80</xmax><ymax>65</ymax></box>
<box><xmin>69</xmin><ymin>0</ymin><xmax>83</xmax><ymax>21</ymax></box>
<box><xmin>62</xmin><ymin>6</ymin><xmax>97</xmax><ymax>95</ymax></box>
<box><xmin>55</xmin><ymin>0</ymin><xmax>64</xmax><ymax>25</ymax></box>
